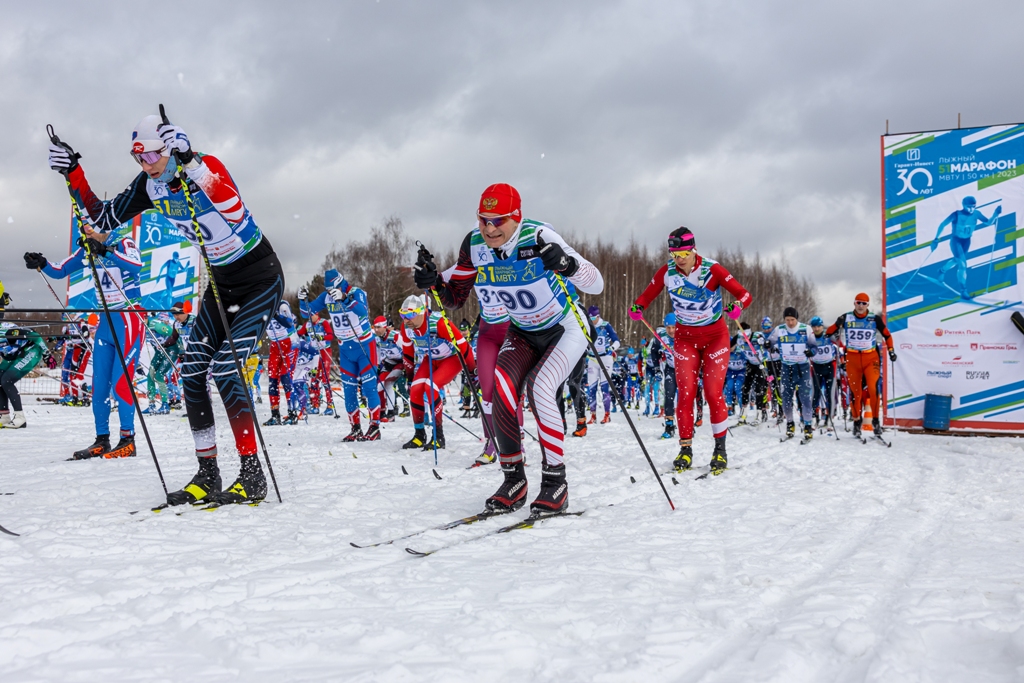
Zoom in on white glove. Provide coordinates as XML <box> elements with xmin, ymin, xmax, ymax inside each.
<box><xmin>158</xmin><ymin>124</ymin><xmax>194</xmax><ymax>163</ymax></box>
<box><xmin>329</xmin><ymin>287</ymin><xmax>346</xmax><ymax>302</ymax></box>
<box><xmin>298</xmin><ymin>286</ymin><xmax>308</xmax><ymax>301</ymax></box>
<box><xmin>48</xmin><ymin>142</ymin><xmax>80</xmax><ymax>173</ymax></box>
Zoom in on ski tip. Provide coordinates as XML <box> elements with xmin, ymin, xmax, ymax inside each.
<box><xmin>401</xmin><ymin>466</ymin><xmax>408</xmax><ymax>475</ymax></box>
<box><xmin>352</xmin><ymin>452</ymin><xmax>357</xmax><ymax>459</ymax></box>
<box><xmin>433</xmin><ymin>469</ymin><xmax>442</xmax><ymax>480</ymax></box>
<box><xmin>405</xmin><ymin>547</ymin><xmax>431</xmax><ymax>557</ymax></box>
<box><xmin>671</xmin><ymin>477</ymin><xmax>679</xmax><ymax>486</ymax></box>
<box><xmin>629</xmin><ymin>476</ymin><xmax>636</xmax><ymax>484</ymax></box>
<box><xmin>329</xmin><ymin>450</ymin><xmax>333</xmax><ymax>456</ymax></box>
<box><xmin>349</xmin><ymin>542</ymin><xmax>363</xmax><ymax>549</ymax></box>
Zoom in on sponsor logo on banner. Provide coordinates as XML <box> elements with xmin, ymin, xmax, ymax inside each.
<box><xmin>1004</xmin><ymin>360</ymin><xmax>1021</xmax><ymax>365</ymax></box>
<box><xmin>934</xmin><ymin>329</ymin><xmax>981</xmax><ymax>337</ymax></box>
<box><xmin>918</xmin><ymin>343</ymin><xmax>959</xmax><ymax>350</ymax></box>
<box><xmin>900</xmin><ymin>343</ymin><xmax>913</xmax><ymax>350</ymax></box>
<box><xmin>927</xmin><ymin>370</ymin><xmax>952</xmax><ymax>379</ymax></box>
<box><xmin>941</xmin><ymin>356</ymin><xmax>974</xmax><ymax>366</ymax></box>
<box><xmin>966</xmin><ymin>370</ymin><xmax>991</xmax><ymax>380</ymax></box>
<box><xmin>978</xmin><ymin>343</ymin><xmax>1018</xmax><ymax>351</ymax></box>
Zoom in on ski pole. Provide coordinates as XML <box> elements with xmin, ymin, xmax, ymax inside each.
<box><xmin>46</xmin><ymin>123</ymin><xmax>167</xmax><ymax>496</ymax></box>
<box><xmin>442</xmin><ymin>410</ymin><xmax>483</xmax><ymax>441</ymax></box>
<box><xmin>554</xmin><ymin>277</ymin><xmax>674</xmax><ymax>510</ymax></box>
<box><xmin>158</xmin><ymin>104</ymin><xmax>282</xmax><ymax>503</ymax></box>
<box><xmin>415</xmin><ymin>241</ymin><xmax>497</xmax><ymax>456</ymax></box>
<box><xmin>424</xmin><ymin>296</ymin><xmax>438</xmax><ymax>465</ymax></box>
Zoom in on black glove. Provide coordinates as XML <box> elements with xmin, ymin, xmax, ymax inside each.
<box><xmin>77</xmin><ymin>236</ymin><xmax>108</xmax><ymax>257</ymax></box>
<box><xmin>414</xmin><ymin>244</ymin><xmax>439</xmax><ymax>290</ymax></box>
<box><xmin>48</xmin><ymin>140</ymin><xmax>81</xmax><ymax>174</ymax></box>
<box><xmin>24</xmin><ymin>252</ymin><xmax>47</xmax><ymax>270</ymax></box>
<box><xmin>536</xmin><ymin>235</ymin><xmax>579</xmax><ymax>276</ymax></box>
<box><xmin>888</xmin><ymin>350</ymin><xmax>897</xmax><ymax>362</ymax></box>
<box><xmin>804</xmin><ymin>348</ymin><xmax>815</xmax><ymax>358</ymax></box>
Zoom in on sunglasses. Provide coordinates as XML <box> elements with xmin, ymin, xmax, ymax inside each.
<box><xmin>854</xmin><ymin>301</ymin><xmax>869</xmax><ymax>306</ymax></box>
<box><xmin>478</xmin><ymin>213</ymin><xmax>513</xmax><ymax>229</ymax></box>
<box><xmin>399</xmin><ymin>308</ymin><xmax>424</xmax><ymax>320</ymax></box>
<box><xmin>132</xmin><ymin>150</ymin><xmax>164</xmax><ymax>165</ymax></box>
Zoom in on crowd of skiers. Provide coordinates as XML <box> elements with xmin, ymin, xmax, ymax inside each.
<box><xmin>0</xmin><ymin>111</ymin><xmax>897</xmax><ymax>515</ymax></box>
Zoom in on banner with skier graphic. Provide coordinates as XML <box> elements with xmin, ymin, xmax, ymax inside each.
<box><xmin>883</xmin><ymin>123</ymin><xmax>1024</xmax><ymax>431</ymax></box>
<box><xmin>66</xmin><ymin>217</ymin><xmax>138</xmax><ymax>310</ymax></box>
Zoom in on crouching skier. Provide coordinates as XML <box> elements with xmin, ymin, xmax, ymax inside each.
<box><xmin>436</xmin><ymin>183</ymin><xmax>603</xmax><ymax>514</ymax></box>
<box><xmin>0</xmin><ymin>326</ymin><xmax>48</xmax><ymax>429</ymax></box>
<box><xmin>396</xmin><ymin>295</ymin><xmax>475</xmax><ymax>450</ymax></box>
<box><xmin>46</xmin><ymin>113</ymin><xmax>284</xmax><ymax>504</ymax></box>
<box><xmin>26</xmin><ymin>231</ymin><xmax>145</xmax><ymax>458</ymax></box>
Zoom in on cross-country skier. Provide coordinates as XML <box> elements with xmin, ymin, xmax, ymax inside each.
<box><xmin>373</xmin><ymin>316</ymin><xmax>405</xmax><ymax>420</ymax></box>
<box><xmin>299</xmin><ymin>270</ymin><xmax>381</xmax><ymax>441</ymax></box>
<box><xmin>724</xmin><ymin>333</ymin><xmax>746</xmax><ymax>416</ymax></box>
<box><xmin>25</xmin><ymin>231</ymin><xmax>144</xmax><ymax>459</ymax></box>
<box><xmin>809</xmin><ymin>316</ymin><xmax>838</xmax><ymax>427</ymax></box>
<box><xmin>586</xmin><ymin>305</ymin><xmax>619</xmax><ymax>424</ymax></box>
<box><xmin>651</xmin><ymin>314</ymin><xmax>677</xmax><ymax>438</ymax></box>
<box><xmin>46</xmin><ymin>113</ymin><xmax>286</xmax><ymax>504</ymax></box>
<box><xmin>288</xmin><ymin>336</ymin><xmax>319</xmax><ymax>422</ymax></box>
<box><xmin>419</xmin><ymin>183</ymin><xmax>603</xmax><ymax>512</ymax></box>
<box><xmin>768</xmin><ymin>307</ymin><xmax>818</xmax><ymax>441</ymax></box>
<box><xmin>630</xmin><ymin>227</ymin><xmax>751</xmax><ymax>473</ymax></box>
<box><xmin>143</xmin><ymin>313</ymin><xmax>177</xmax><ymax>415</ymax></box>
<box><xmin>824</xmin><ymin>293</ymin><xmax>895</xmax><ymax>437</ymax></box>
<box><xmin>396</xmin><ymin>295</ymin><xmax>474</xmax><ymax>450</ymax></box>
<box><xmin>298</xmin><ymin>313</ymin><xmax>335</xmax><ymax>415</ymax></box>
<box><xmin>263</xmin><ymin>299</ymin><xmax>298</xmax><ymax>425</ymax></box>
<box><xmin>0</xmin><ymin>326</ymin><xmax>47</xmax><ymax>428</ymax></box>
<box><xmin>736</xmin><ymin>321</ymin><xmax>769</xmax><ymax>424</ymax></box>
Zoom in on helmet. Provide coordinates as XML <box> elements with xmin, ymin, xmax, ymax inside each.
<box><xmin>372</xmin><ymin>316</ymin><xmax>388</xmax><ymax>327</ymax></box>
<box><xmin>809</xmin><ymin>316</ymin><xmax>823</xmax><ymax>327</ymax></box>
<box><xmin>131</xmin><ymin>115</ymin><xmax>167</xmax><ymax>156</ymax></box>
<box><xmin>324</xmin><ymin>269</ymin><xmax>347</xmax><ymax>292</ymax></box>
<box><xmin>664</xmin><ymin>312</ymin><xmax>676</xmax><ymax>326</ymax></box>
<box><xmin>587</xmin><ymin>305</ymin><xmax>600</xmax><ymax>317</ymax></box>
<box><xmin>399</xmin><ymin>294</ymin><xmax>427</xmax><ymax>319</ymax></box>
<box><xmin>627</xmin><ymin>347</ymin><xmax>635</xmax><ymax>355</ymax></box>
<box><xmin>761</xmin><ymin>316</ymin><xmax>772</xmax><ymax>330</ymax></box>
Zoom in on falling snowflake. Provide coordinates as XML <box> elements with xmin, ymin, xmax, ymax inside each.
<box><xmin>228</xmin><ymin>305</ymin><xmax>240</xmax><ymax>313</ymax></box>
<box><xmin>6</xmin><ymin>216</ymin><xmax>13</xmax><ymax>224</ymax></box>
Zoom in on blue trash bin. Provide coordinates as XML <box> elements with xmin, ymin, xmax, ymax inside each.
<box><xmin>923</xmin><ymin>393</ymin><xmax>952</xmax><ymax>431</ymax></box>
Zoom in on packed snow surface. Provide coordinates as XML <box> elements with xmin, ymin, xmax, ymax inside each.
<box><xmin>2</xmin><ymin>399</ymin><xmax>1024</xmax><ymax>682</ymax></box>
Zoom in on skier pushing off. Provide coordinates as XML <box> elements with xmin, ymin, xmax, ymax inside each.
<box><xmin>46</xmin><ymin>113</ymin><xmax>285</xmax><ymax>505</ymax></box>
<box><xmin>630</xmin><ymin>227</ymin><xmax>751</xmax><ymax>474</ymax></box>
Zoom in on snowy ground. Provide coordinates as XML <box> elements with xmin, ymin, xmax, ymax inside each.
<box><xmin>2</xmin><ymin>395</ymin><xmax>1024</xmax><ymax>683</ymax></box>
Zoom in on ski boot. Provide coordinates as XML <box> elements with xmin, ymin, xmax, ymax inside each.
<box><xmin>263</xmin><ymin>410</ymin><xmax>282</xmax><ymax>426</ymax></box>
<box><xmin>103</xmin><ymin>434</ymin><xmax>136</xmax><ymax>459</ymax></box>
<box><xmin>399</xmin><ymin>406</ymin><xmax>410</xmax><ymax>418</ymax></box>
<box><xmin>695</xmin><ymin>414</ymin><xmax>704</xmax><ymax>427</ymax></box>
<box><xmin>786</xmin><ymin>421</ymin><xmax>796</xmax><ymax>438</ymax></box>
<box><xmin>211</xmin><ymin>455</ymin><xmax>267</xmax><ymax>505</ymax></box>
<box><xmin>255</xmin><ymin>395</ymin><xmax>263</xmax><ymax>404</ymax></box>
<box><xmin>166</xmin><ymin>458</ymin><xmax>222</xmax><ymax>506</ymax></box>
<box><xmin>727</xmin><ymin>405</ymin><xmax>735</xmax><ymax>417</ymax></box>
<box><xmin>5</xmin><ymin>411</ymin><xmax>26</xmax><ymax>429</ymax></box>
<box><xmin>872</xmin><ymin>418</ymin><xmax>882</xmax><ymax>434</ymax></box>
<box><xmin>72</xmin><ymin>435</ymin><xmax>111</xmax><ymax>460</ymax></box>
<box><xmin>282</xmin><ymin>410</ymin><xmax>299</xmax><ymax>425</ymax></box>
<box><xmin>588</xmin><ymin>413</ymin><xmax>597</xmax><ymax>425</ymax></box>
<box><xmin>323</xmin><ymin>406</ymin><xmax>336</xmax><ymax>417</ymax></box>
<box><xmin>308</xmin><ymin>406</ymin><xmax>320</xmax><ymax>415</ymax></box>
<box><xmin>600</xmin><ymin>412</ymin><xmax>611</xmax><ymax>424</ymax></box>
<box><xmin>661</xmin><ymin>419</ymin><xmax>676</xmax><ymax>439</ymax></box>
<box><xmin>485</xmin><ymin>461</ymin><xmax>528</xmax><ymax>512</ymax></box>
<box><xmin>402</xmin><ymin>428</ymin><xmax>427</xmax><ymax>449</ymax></box>
<box><xmin>674</xmin><ymin>442</ymin><xmax>693</xmax><ymax>471</ymax></box>
<box><xmin>571</xmin><ymin>417</ymin><xmax>587</xmax><ymax>438</ymax></box>
<box><xmin>0</xmin><ymin>412</ymin><xmax>10</xmax><ymax>428</ymax></box>
<box><xmin>642</xmin><ymin>406</ymin><xmax>650</xmax><ymax>417</ymax></box>
<box><xmin>342</xmin><ymin>423</ymin><xmax>363</xmax><ymax>442</ymax></box>
<box><xmin>474</xmin><ymin>451</ymin><xmax>497</xmax><ymax>466</ymax></box>
<box><xmin>710</xmin><ymin>436</ymin><xmax>727</xmax><ymax>474</ymax></box>
<box><xmin>530</xmin><ymin>463</ymin><xmax>568</xmax><ymax>515</ymax></box>
<box><xmin>422</xmin><ymin>429</ymin><xmax>445</xmax><ymax>451</ymax></box>
<box><xmin>852</xmin><ymin>418</ymin><xmax>862</xmax><ymax>438</ymax></box>
<box><xmin>802</xmin><ymin>423</ymin><xmax>814</xmax><ymax>442</ymax></box>
<box><xmin>359</xmin><ymin>423</ymin><xmax>382</xmax><ymax>442</ymax></box>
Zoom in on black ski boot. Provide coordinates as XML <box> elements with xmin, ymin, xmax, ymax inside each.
<box><xmin>263</xmin><ymin>409</ymin><xmax>282</xmax><ymax>426</ymax></box>
<box><xmin>211</xmin><ymin>455</ymin><xmax>267</xmax><ymax>505</ymax></box>
<box><xmin>422</xmin><ymin>428</ymin><xmax>445</xmax><ymax>451</ymax></box>
<box><xmin>342</xmin><ymin>423</ymin><xmax>363</xmax><ymax>442</ymax></box>
<box><xmin>72</xmin><ymin>435</ymin><xmax>111</xmax><ymax>460</ymax></box>
<box><xmin>673</xmin><ymin>442</ymin><xmax>693</xmax><ymax>471</ymax></box>
<box><xmin>872</xmin><ymin>418</ymin><xmax>882</xmax><ymax>435</ymax></box>
<box><xmin>282</xmin><ymin>410</ymin><xmax>299</xmax><ymax>425</ymax></box>
<box><xmin>530</xmin><ymin>463</ymin><xmax>568</xmax><ymax>515</ymax></box>
<box><xmin>710</xmin><ymin>436</ymin><xmax>727</xmax><ymax>474</ymax></box>
<box><xmin>661</xmin><ymin>419</ymin><xmax>676</xmax><ymax>440</ymax></box>
<box><xmin>786</xmin><ymin>421</ymin><xmax>796</xmax><ymax>438</ymax></box>
<box><xmin>359</xmin><ymin>423</ymin><xmax>381</xmax><ymax>441</ymax></box>
<box><xmin>802</xmin><ymin>423</ymin><xmax>814</xmax><ymax>442</ymax></box>
<box><xmin>852</xmin><ymin>418</ymin><xmax>863</xmax><ymax>438</ymax></box>
<box><xmin>485</xmin><ymin>462</ymin><xmax>528</xmax><ymax>512</ymax></box>
<box><xmin>166</xmin><ymin>457</ymin><xmax>222</xmax><ymax>506</ymax></box>
<box><xmin>402</xmin><ymin>428</ymin><xmax>427</xmax><ymax>449</ymax></box>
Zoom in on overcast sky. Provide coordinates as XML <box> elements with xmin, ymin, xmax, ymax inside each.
<box><xmin>2</xmin><ymin>0</ymin><xmax>1021</xmax><ymax>320</ymax></box>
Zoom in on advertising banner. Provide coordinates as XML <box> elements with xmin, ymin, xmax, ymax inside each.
<box><xmin>883</xmin><ymin>124</ymin><xmax>1024</xmax><ymax>430</ymax></box>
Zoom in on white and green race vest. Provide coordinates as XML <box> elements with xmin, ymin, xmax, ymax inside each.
<box><xmin>469</xmin><ymin>220</ymin><xmax>573</xmax><ymax>332</ymax></box>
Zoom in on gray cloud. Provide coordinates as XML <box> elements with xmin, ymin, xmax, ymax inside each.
<box><xmin>2</xmin><ymin>0</ymin><xmax>1021</xmax><ymax>320</ymax></box>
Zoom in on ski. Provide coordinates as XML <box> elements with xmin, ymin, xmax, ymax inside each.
<box><xmin>199</xmin><ymin>500</ymin><xmax>263</xmax><ymax>511</ymax></box>
<box><xmin>350</xmin><ymin>510</ymin><xmax>510</xmax><ymax>549</ymax></box>
<box><xmin>868</xmin><ymin>433</ymin><xmax>891</xmax><ymax>447</ymax></box>
<box><xmin>405</xmin><ymin>510</ymin><xmax>586</xmax><ymax>557</ymax></box>
<box><xmin>779</xmin><ymin>434</ymin><xmax>795</xmax><ymax>443</ymax></box>
<box><xmin>0</xmin><ymin>522</ymin><xmax>19</xmax><ymax>537</ymax></box>
<box><xmin>695</xmin><ymin>465</ymin><xmax>740</xmax><ymax>480</ymax></box>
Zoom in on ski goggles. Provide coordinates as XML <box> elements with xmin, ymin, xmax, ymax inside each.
<box><xmin>399</xmin><ymin>305</ymin><xmax>425</xmax><ymax>320</ymax></box>
<box><xmin>131</xmin><ymin>149</ymin><xmax>165</xmax><ymax>165</ymax></box>
<box><xmin>477</xmin><ymin>213</ymin><xmax>514</xmax><ymax>229</ymax></box>
<box><xmin>669</xmin><ymin>248</ymin><xmax>693</xmax><ymax>257</ymax></box>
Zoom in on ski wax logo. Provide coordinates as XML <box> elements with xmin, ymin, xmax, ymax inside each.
<box><xmin>966</xmin><ymin>370</ymin><xmax>990</xmax><ymax>380</ymax></box>
<box><xmin>896</xmin><ymin>167</ymin><xmax>933</xmax><ymax>196</ymax></box>
<box><xmin>927</xmin><ymin>370</ymin><xmax>952</xmax><ymax>379</ymax></box>
<box><xmin>481</xmin><ymin>197</ymin><xmax>499</xmax><ymax>211</ymax></box>
<box><xmin>935</xmin><ymin>328</ymin><xmax>981</xmax><ymax>337</ymax></box>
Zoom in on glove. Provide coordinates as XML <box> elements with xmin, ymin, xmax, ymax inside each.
<box><xmin>804</xmin><ymin>348</ymin><xmax>815</xmax><ymax>358</ymax></box>
<box><xmin>78</xmin><ymin>236</ymin><xmax>108</xmax><ymax>257</ymax></box>
<box><xmin>297</xmin><ymin>286</ymin><xmax>308</xmax><ymax>301</ymax></box>
<box><xmin>726</xmin><ymin>301</ymin><xmax>742</xmax><ymax>320</ymax></box>
<box><xmin>536</xmin><ymin>235</ymin><xmax>579</xmax><ymax>276</ymax></box>
<box><xmin>158</xmin><ymin>124</ymin><xmax>195</xmax><ymax>165</ymax></box>
<box><xmin>48</xmin><ymin>141</ymin><xmax>81</xmax><ymax>174</ymax></box>
<box><xmin>328</xmin><ymin>287</ymin><xmax>346</xmax><ymax>302</ymax></box>
<box><xmin>414</xmin><ymin>258</ymin><xmax>439</xmax><ymax>291</ymax></box>
<box><xmin>402</xmin><ymin>357</ymin><xmax>414</xmax><ymax>382</ymax></box>
<box><xmin>888</xmin><ymin>350</ymin><xmax>897</xmax><ymax>362</ymax></box>
<box><xmin>24</xmin><ymin>252</ymin><xmax>48</xmax><ymax>270</ymax></box>
<box><xmin>629</xmin><ymin>304</ymin><xmax>644</xmax><ymax>321</ymax></box>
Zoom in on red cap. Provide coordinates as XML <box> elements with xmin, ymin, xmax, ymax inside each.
<box><xmin>479</xmin><ymin>183</ymin><xmax>521</xmax><ymax>219</ymax></box>
<box><xmin>855</xmin><ymin>292</ymin><xmax>870</xmax><ymax>303</ymax></box>
<box><xmin>373</xmin><ymin>316</ymin><xmax>387</xmax><ymax>327</ymax></box>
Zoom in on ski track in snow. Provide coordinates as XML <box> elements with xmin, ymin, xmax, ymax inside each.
<box><xmin>2</xmin><ymin>400</ymin><xmax>1024</xmax><ymax>682</ymax></box>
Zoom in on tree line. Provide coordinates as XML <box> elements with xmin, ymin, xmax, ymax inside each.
<box><xmin>294</xmin><ymin>220</ymin><xmax>818</xmax><ymax>344</ymax></box>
